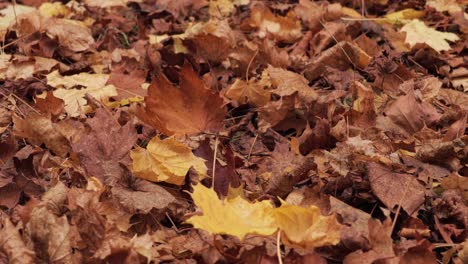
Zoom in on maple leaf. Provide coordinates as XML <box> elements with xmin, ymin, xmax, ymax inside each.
<box><xmin>72</xmin><ymin>109</ymin><xmax>137</xmax><ymax>184</ymax></box>
<box><xmin>186</xmin><ymin>184</ymin><xmax>278</xmax><ymax>240</ymax></box>
<box><xmin>43</xmin><ymin>70</ymin><xmax>118</xmax><ymax>117</ymax></box>
<box><xmin>187</xmin><ymin>184</ymin><xmax>342</xmax><ymax>248</ymax></box>
<box><xmin>137</xmin><ymin>64</ymin><xmax>226</xmax><ymax>135</ymax></box>
<box><xmin>400</xmin><ymin>19</ymin><xmax>460</xmax><ymax>52</ymax></box>
<box><xmin>273</xmin><ymin>201</ymin><xmax>342</xmax><ymax>249</ymax></box>
<box><xmin>130</xmin><ymin>136</ymin><xmax>207</xmax><ymax>185</ymax></box>
<box><xmin>224</xmin><ymin>78</ymin><xmax>271</xmax><ymax>107</ymax></box>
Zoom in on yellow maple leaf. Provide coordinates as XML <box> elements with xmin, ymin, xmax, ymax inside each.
<box><xmin>273</xmin><ymin>201</ymin><xmax>342</xmax><ymax>248</ymax></box>
<box><xmin>400</xmin><ymin>19</ymin><xmax>459</xmax><ymax>52</ymax></box>
<box><xmin>186</xmin><ymin>184</ymin><xmax>278</xmax><ymax>239</ymax></box>
<box><xmin>187</xmin><ymin>184</ymin><xmax>342</xmax><ymax>248</ymax></box>
<box><xmin>130</xmin><ymin>136</ymin><xmax>207</xmax><ymax>185</ymax></box>
<box><xmin>42</xmin><ymin>70</ymin><xmax>117</xmax><ymax>117</ymax></box>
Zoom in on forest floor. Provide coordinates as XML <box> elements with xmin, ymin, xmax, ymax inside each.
<box><xmin>0</xmin><ymin>0</ymin><xmax>467</xmax><ymax>263</ymax></box>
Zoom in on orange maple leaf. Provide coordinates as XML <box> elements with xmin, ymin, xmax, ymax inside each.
<box><xmin>138</xmin><ymin>64</ymin><xmax>226</xmax><ymax>136</ymax></box>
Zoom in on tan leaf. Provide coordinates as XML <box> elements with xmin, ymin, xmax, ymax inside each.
<box><xmin>130</xmin><ymin>136</ymin><xmax>207</xmax><ymax>185</ymax></box>
<box><xmin>224</xmin><ymin>79</ymin><xmax>271</xmax><ymax>107</ymax></box>
<box><xmin>242</xmin><ymin>5</ymin><xmax>302</xmax><ymax>43</ymax></box>
<box><xmin>368</xmin><ymin>162</ymin><xmax>426</xmax><ymax>215</ymax></box>
<box><xmin>44</xmin><ymin>70</ymin><xmax>117</xmax><ymax>117</ymax></box>
<box><xmin>0</xmin><ymin>217</ymin><xmax>36</xmax><ymax>264</ymax></box>
<box><xmin>13</xmin><ymin>113</ymin><xmax>71</xmax><ymax>157</ymax></box>
<box><xmin>400</xmin><ymin>19</ymin><xmax>459</xmax><ymax>52</ymax></box>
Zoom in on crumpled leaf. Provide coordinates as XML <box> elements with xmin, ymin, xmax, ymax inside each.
<box><xmin>187</xmin><ymin>184</ymin><xmax>342</xmax><ymax>249</ymax></box>
<box><xmin>0</xmin><ymin>217</ymin><xmax>36</xmax><ymax>264</ymax></box>
<box><xmin>0</xmin><ymin>4</ymin><xmax>35</xmax><ymax>39</ymax></box>
<box><xmin>13</xmin><ymin>113</ymin><xmax>71</xmax><ymax>157</ymax></box>
<box><xmin>130</xmin><ymin>136</ymin><xmax>207</xmax><ymax>185</ymax></box>
<box><xmin>137</xmin><ymin>64</ymin><xmax>226</xmax><ymax>135</ymax></box>
<box><xmin>242</xmin><ymin>5</ymin><xmax>302</xmax><ymax>43</ymax></box>
<box><xmin>400</xmin><ymin>19</ymin><xmax>460</xmax><ymax>52</ymax></box>
<box><xmin>43</xmin><ymin>71</ymin><xmax>118</xmax><ymax>117</ymax></box>
<box><xmin>25</xmin><ymin>182</ymin><xmax>76</xmax><ymax>264</ymax></box>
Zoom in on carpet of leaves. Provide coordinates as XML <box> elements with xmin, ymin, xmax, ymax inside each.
<box><xmin>0</xmin><ymin>0</ymin><xmax>467</xmax><ymax>263</ymax></box>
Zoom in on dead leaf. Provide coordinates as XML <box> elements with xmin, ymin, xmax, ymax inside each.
<box><xmin>13</xmin><ymin>113</ymin><xmax>71</xmax><ymax>157</ymax></box>
<box><xmin>0</xmin><ymin>217</ymin><xmax>36</xmax><ymax>264</ymax></box>
<box><xmin>242</xmin><ymin>4</ymin><xmax>302</xmax><ymax>43</ymax></box>
<box><xmin>368</xmin><ymin>162</ymin><xmax>426</xmax><ymax>215</ymax></box>
<box><xmin>130</xmin><ymin>136</ymin><xmax>207</xmax><ymax>185</ymax></box>
<box><xmin>224</xmin><ymin>78</ymin><xmax>271</xmax><ymax>107</ymax></box>
<box><xmin>186</xmin><ymin>183</ymin><xmax>278</xmax><ymax>240</ymax></box>
<box><xmin>72</xmin><ymin>109</ymin><xmax>137</xmax><ymax>184</ymax></box>
<box><xmin>401</xmin><ymin>19</ymin><xmax>460</xmax><ymax>52</ymax></box>
<box><xmin>43</xmin><ymin>70</ymin><xmax>117</xmax><ymax>117</ymax></box>
<box><xmin>137</xmin><ymin>64</ymin><xmax>226</xmax><ymax>135</ymax></box>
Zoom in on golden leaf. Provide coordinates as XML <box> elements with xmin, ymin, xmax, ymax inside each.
<box><xmin>400</xmin><ymin>19</ymin><xmax>459</xmax><ymax>52</ymax></box>
<box><xmin>186</xmin><ymin>184</ymin><xmax>278</xmax><ymax>239</ymax></box>
<box><xmin>273</xmin><ymin>201</ymin><xmax>342</xmax><ymax>248</ymax></box>
<box><xmin>187</xmin><ymin>184</ymin><xmax>342</xmax><ymax>248</ymax></box>
<box><xmin>130</xmin><ymin>136</ymin><xmax>207</xmax><ymax>185</ymax></box>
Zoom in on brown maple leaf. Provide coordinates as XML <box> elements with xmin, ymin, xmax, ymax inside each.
<box><xmin>137</xmin><ymin>64</ymin><xmax>226</xmax><ymax>136</ymax></box>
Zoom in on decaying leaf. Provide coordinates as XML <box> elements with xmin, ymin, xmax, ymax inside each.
<box><xmin>368</xmin><ymin>162</ymin><xmax>426</xmax><ymax>215</ymax></box>
<box><xmin>130</xmin><ymin>136</ymin><xmax>207</xmax><ymax>185</ymax></box>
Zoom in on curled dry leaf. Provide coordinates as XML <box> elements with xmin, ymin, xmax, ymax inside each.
<box><xmin>273</xmin><ymin>201</ymin><xmax>341</xmax><ymax>249</ymax></box>
<box><xmin>131</xmin><ymin>136</ymin><xmax>207</xmax><ymax>185</ymax></box>
<box><xmin>0</xmin><ymin>217</ymin><xmax>36</xmax><ymax>264</ymax></box>
<box><xmin>242</xmin><ymin>5</ymin><xmax>302</xmax><ymax>43</ymax></box>
<box><xmin>13</xmin><ymin>113</ymin><xmax>71</xmax><ymax>157</ymax></box>
<box><xmin>137</xmin><ymin>64</ymin><xmax>226</xmax><ymax>135</ymax></box>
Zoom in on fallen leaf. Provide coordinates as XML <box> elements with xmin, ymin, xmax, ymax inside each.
<box><xmin>13</xmin><ymin>113</ymin><xmax>71</xmax><ymax>157</ymax></box>
<box><xmin>186</xmin><ymin>184</ymin><xmax>277</xmax><ymax>240</ymax></box>
<box><xmin>224</xmin><ymin>78</ymin><xmax>271</xmax><ymax>107</ymax></box>
<box><xmin>242</xmin><ymin>5</ymin><xmax>302</xmax><ymax>43</ymax></box>
<box><xmin>0</xmin><ymin>217</ymin><xmax>36</xmax><ymax>264</ymax></box>
<box><xmin>400</xmin><ymin>19</ymin><xmax>460</xmax><ymax>52</ymax></box>
<box><xmin>137</xmin><ymin>64</ymin><xmax>226</xmax><ymax>135</ymax></box>
<box><xmin>131</xmin><ymin>136</ymin><xmax>207</xmax><ymax>185</ymax></box>
<box><xmin>44</xmin><ymin>70</ymin><xmax>118</xmax><ymax>117</ymax></box>
<box><xmin>72</xmin><ymin>109</ymin><xmax>137</xmax><ymax>184</ymax></box>
<box><xmin>273</xmin><ymin>201</ymin><xmax>342</xmax><ymax>248</ymax></box>
<box><xmin>368</xmin><ymin>162</ymin><xmax>426</xmax><ymax>215</ymax></box>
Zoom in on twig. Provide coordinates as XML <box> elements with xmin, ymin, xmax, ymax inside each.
<box><xmin>211</xmin><ymin>136</ymin><xmax>219</xmax><ymax>189</ymax></box>
<box><xmin>277</xmin><ymin>231</ymin><xmax>283</xmax><ymax>264</ymax></box>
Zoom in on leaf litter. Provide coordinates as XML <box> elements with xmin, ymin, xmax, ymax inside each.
<box><xmin>0</xmin><ymin>0</ymin><xmax>467</xmax><ymax>263</ymax></box>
